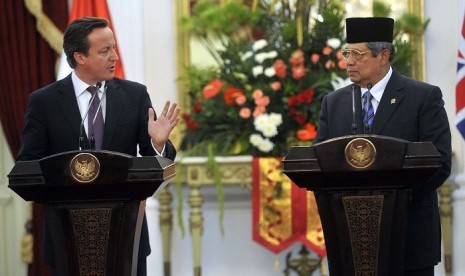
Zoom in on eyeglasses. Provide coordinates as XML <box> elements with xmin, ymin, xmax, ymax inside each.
<box><xmin>340</xmin><ymin>49</ymin><xmax>371</xmax><ymax>61</ymax></box>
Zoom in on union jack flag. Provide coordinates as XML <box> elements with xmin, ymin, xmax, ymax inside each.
<box><xmin>457</xmin><ymin>5</ymin><xmax>465</xmax><ymax>139</ymax></box>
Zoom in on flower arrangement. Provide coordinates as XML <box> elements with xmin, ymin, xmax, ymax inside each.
<box><xmin>180</xmin><ymin>0</ymin><xmax>348</xmax><ymax>157</ymax></box>
<box><xmin>179</xmin><ymin>0</ymin><xmax>427</xmax><ymax>157</ymax></box>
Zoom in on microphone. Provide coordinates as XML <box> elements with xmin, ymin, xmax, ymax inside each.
<box><xmin>363</xmin><ymin>83</ymin><xmax>373</xmax><ymax>134</ymax></box>
<box><xmin>351</xmin><ymin>84</ymin><xmax>357</xmax><ymax>135</ymax></box>
<box><xmin>89</xmin><ymin>82</ymin><xmax>108</xmax><ymax>150</ymax></box>
<box><xmin>79</xmin><ymin>82</ymin><xmax>102</xmax><ymax>150</ymax></box>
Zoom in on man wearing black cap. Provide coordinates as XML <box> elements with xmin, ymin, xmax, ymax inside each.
<box><xmin>314</xmin><ymin>17</ymin><xmax>451</xmax><ymax>275</ymax></box>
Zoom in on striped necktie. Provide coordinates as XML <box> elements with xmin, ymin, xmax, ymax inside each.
<box><xmin>362</xmin><ymin>91</ymin><xmax>374</xmax><ymax>127</ymax></box>
<box><xmin>87</xmin><ymin>86</ymin><xmax>104</xmax><ymax>150</ymax></box>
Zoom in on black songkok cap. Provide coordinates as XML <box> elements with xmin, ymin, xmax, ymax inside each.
<box><xmin>345</xmin><ymin>17</ymin><xmax>394</xmax><ymax>43</ymax></box>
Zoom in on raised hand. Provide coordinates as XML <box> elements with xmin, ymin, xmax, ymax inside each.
<box><xmin>148</xmin><ymin>101</ymin><xmax>180</xmax><ymax>152</ymax></box>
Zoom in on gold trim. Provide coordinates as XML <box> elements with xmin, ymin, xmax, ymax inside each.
<box><xmin>23</xmin><ymin>0</ymin><xmax>63</xmax><ymax>54</ymax></box>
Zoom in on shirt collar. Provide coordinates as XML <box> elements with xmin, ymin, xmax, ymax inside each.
<box><xmin>361</xmin><ymin>66</ymin><xmax>393</xmax><ymax>102</ymax></box>
<box><xmin>71</xmin><ymin>72</ymin><xmax>106</xmax><ymax>97</ymax></box>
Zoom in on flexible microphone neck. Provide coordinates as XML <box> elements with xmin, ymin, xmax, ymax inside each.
<box><xmin>79</xmin><ymin>82</ymin><xmax>102</xmax><ymax>150</ymax></box>
<box><xmin>363</xmin><ymin>83</ymin><xmax>373</xmax><ymax>134</ymax></box>
<box><xmin>351</xmin><ymin>84</ymin><xmax>357</xmax><ymax>135</ymax></box>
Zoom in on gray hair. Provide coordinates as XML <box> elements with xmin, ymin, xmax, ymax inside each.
<box><xmin>366</xmin><ymin>42</ymin><xmax>396</xmax><ymax>62</ymax></box>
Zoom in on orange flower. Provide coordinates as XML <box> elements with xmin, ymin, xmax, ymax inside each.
<box><xmin>239</xmin><ymin>107</ymin><xmax>251</xmax><ymax>118</ymax></box>
<box><xmin>270</xmin><ymin>81</ymin><xmax>281</xmax><ymax>91</ymax></box>
<box><xmin>311</xmin><ymin>53</ymin><xmax>320</xmax><ymax>63</ymax></box>
<box><xmin>296</xmin><ymin>123</ymin><xmax>316</xmax><ymax>141</ymax></box>
<box><xmin>274</xmin><ymin>59</ymin><xmax>287</xmax><ymax>78</ymax></box>
<box><xmin>338</xmin><ymin>59</ymin><xmax>347</xmax><ymax>69</ymax></box>
<box><xmin>203</xmin><ymin>79</ymin><xmax>223</xmax><ymax>99</ymax></box>
<box><xmin>224</xmin><ymin>87</ymin><xmax>245</xmax><ymax>106</ymax></box>
<box><xmin>255</xmin><ymin>95</ymin><xmax>270</xmax><ymax>107</ymax></box>
<box><xmin>253</xmin><ymin>105</ymin><xmax>266</xmax><ymax>117</ymax></box>
<box><xmin>235</xmin><ymin>94</ymin><xmax>247</xmax><ymax>105</ymax></box>
<box><xmin>322</xmin><ymin>46</ymin><xmax>332</xmax><ymax>55</ymax></box>
<box><xmin>252</xmin><ymin>89</ymin><xmax>264</xmax><ymax>100</ymax></box>
<box><xmin>292</xmin><ymin>65</ymin><xmax>306</xmax><ymax>80</ymax></box>
<box><xmin>325</xmin><ymin>60</ymin><xmax>335</xmax><ymax>69</ymax></box>
<box><xmin>289</xmin><ymin>49</ymin><xmax>305</xmax><ymax>67</ymax></box>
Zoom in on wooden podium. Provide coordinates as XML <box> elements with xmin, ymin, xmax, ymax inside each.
<box><xmin>282</xmin><ymin>135</ymin><xmax>442</xmax><ymax>276</ymax></box>
<box><xmin>8</xmin><ymin>150</ymin><xmax>175</xmax><ymax>276</ymax></box>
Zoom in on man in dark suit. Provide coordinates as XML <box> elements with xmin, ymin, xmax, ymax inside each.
<box><xmin>314</xmin><ymin>17</ymin><xmax>451</xmax><ymax>276</ymax></box>
<box><xmin>17</xmin><ymin>17</ymin><xmax>180</xmax><ymax>276</ymax></box>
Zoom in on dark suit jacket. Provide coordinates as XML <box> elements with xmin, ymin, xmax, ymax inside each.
<box><xmin>17</xmin><ymin>74</ymin><xmax>176</xmax><ymax>267</ymax></box>
<box><xmin>314</xmin><ymin>70</ymin><xmax>451</xmax><ymax>270</ymax></box>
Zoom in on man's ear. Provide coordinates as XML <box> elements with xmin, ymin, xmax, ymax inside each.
<box><xmin>379</xmin><ymin>49</ymin><xmax>391</xmax><ymax>65</ymax></box>
<box><xmin>73</xmin><ymin>52</ymin><xmax>86</xmax><ymax>65</ymax></box>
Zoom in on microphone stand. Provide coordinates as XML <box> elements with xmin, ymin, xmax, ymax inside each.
<box><xmin>79</xmin><ymin>82</ymin><xmax>102</xmax><ymax>150</ymax></box>
<box><xmin>351</xmin><ymin>84</ymin><xmax>357</xmax><ymax>135</ymax></box>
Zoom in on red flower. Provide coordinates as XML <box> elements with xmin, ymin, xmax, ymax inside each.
<box><xmin>193</xmin><ymin>104</ymin><xmax>203</xmax><ymax>113</ymax></box>
<box><xmin>182</xmin><ymin>114</ymin><xmax>199</xmax><ymax>131</ymax></box>
<box><xmin>287</xmin><ymin>96</ymin><xmax>297</xmax><ymax>107</ymax></box>
<box><xmin>203</xmin><ymin>79</ymin><xmax>223</xmax><ymax>99</ymax></box>
<box><xmin>186</xmin><ymin>119</ymin><xmax>199</xmax><ymax>130</ymax></box>
<box><xmin>297</xmin><ymin>89</ymin><xmax>314</xmax><ymax>104</ymax></box>
<box><xmin>224</xmin><ymin>87</ymin><xmax>245</xmax><ymax>106</ymax></box>
<box><xmin>296</xmin><ymin>123</ymin><xmax>316</xmax><ymax>141</ymax></box>
<box><xmin>293</xmin><ymin>112</ymin><xmax>308</xmax><ymax>125</ymax></box>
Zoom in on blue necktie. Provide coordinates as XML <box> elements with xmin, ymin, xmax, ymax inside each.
<box><xmin>87</xmin><ymin>86</ymin><xmax>104</xmax><ymax>150</ymax></box>
<box><xmin>362</xmin><ymin>91</ymin><xmax>374</xmax><ymax>127</ymax></box>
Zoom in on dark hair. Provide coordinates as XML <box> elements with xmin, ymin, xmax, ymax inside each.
<box><xmin>366</xmin><ymin>42</ymin><xmax>396</xmax><ymax>62</ymax></box>
<box><xmin>63</xmin><ymin>17</ymin><xmax>109</xmax><ymax>68</ymax></box>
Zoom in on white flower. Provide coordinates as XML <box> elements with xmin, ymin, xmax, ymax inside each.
<box><xmin>255</xmin><ymin>52</ymin><xmax>269</xmax><ymax>63</ymax></box>
<box><xmin>327</xmin><ymin>38</ymin><xmax>341</xmax><ymax>49</ymax></box>
<box><xmin>252</xmin><ymin>39</ymin><xmax>267</xmax><ymax>51</ymax></box>
<box><xmin>267</xmin><ymin>51</ymin><xmax>278</xmax><ymax>58</ymax></box>
<box><xmin>249</xmin><ymin>134</ymin><xmax>274</xmax><ymax>153</ymax></box>
<box><xmin>240</xmin><ymin>51</ymin><xmax>253</xmax><ymax>61</ymax></box>
<box><xmin>260</xmin><ymin>125</ymin><xmax>278</xmax><ymax>138</ymax></box>
<box><xmin>252</xmin><ymin>66</ymin><xmax>264</xmax><ymax>77</ymax></box>
<box><xmin>257</xmin><ymin>138</ymin><xmax>274</xmax><ymax>152</ymax></box>
<box><xmin>331</xmin><ymin>77</ymin><xmax>353</xmax><ymax>91</ymax></box>
<box><xmin>264</xmin><ymin>67</ymin><xmax>276</xmax><ymax>77</ymax></box>
<box><xmin>249</xmin><ymin>134</ymin><xmax>262</xmax><ymax>145</ymax></box>
<box><xmin>255</xmin><ymin>51</ymin><xmax>279</xmax><ymax>63</ymax></box>
<box><xmin>253</xmin><ymin>113</ymin><xmax>282</xmax><ymax>138</ymax></box>
<box><xmin>254</xmin><ymin>114</ymin><xmax>269</xmax><ymax>131</ymax></box>
<box><xmin>268</xmin><ymin>113</ymin><xmax>283</xmax><ymax>126</ymax></box>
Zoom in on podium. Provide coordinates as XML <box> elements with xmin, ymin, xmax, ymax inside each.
<box><xmin>8</xmin><ymin>150</ymin><xmax>175</xmax><ymax>276</ymax></box>
<box><xmin>282</xmin><ymin>135</ymin><xmax>442</xmax><ymax>276</ymax></box>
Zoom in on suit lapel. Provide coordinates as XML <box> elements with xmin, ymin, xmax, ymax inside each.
<box><xmin>102</xmin><ymin>80</ymin><xmax>123</xmax><ymax>149</ymax></box>
<box><xmin>370</xmin><ymin>71</ymin><xmax>405</xmax><ymax>134</ymax></box>
<box><xmin>56</xmin><ymin>75</ymin><xmax>83</xmax><ymax>138</ymax></box>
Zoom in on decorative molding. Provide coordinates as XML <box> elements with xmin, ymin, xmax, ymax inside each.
<box><xmin>178</xmin><ymin>156</ymin><xmax>253</xmax><ymax>189</ymax></box>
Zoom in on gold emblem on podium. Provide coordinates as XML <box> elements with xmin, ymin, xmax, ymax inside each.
<box><xmin>345</xmin><ymin>138</ymin><xmax>376</xmax><ymax>169</ymax></box>
<box><xmin>70</xmin><ymin>153</ymin><xmax>100</xmax><ymax>183</ymax></box>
